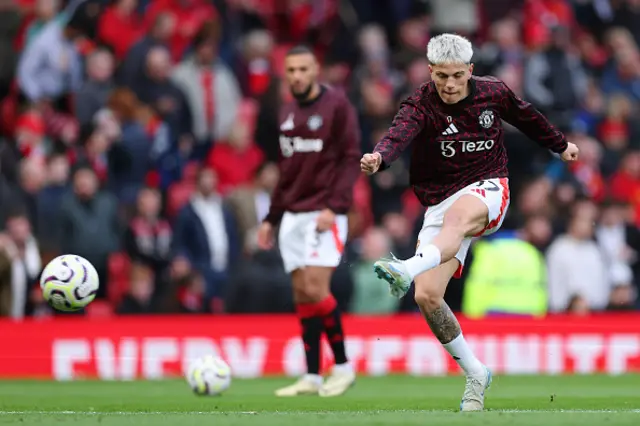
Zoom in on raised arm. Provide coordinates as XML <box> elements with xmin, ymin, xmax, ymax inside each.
<box><xmin>362</xmin><ymin>92</ymin><xmax>428</xmax><ymax>174</ymax></box>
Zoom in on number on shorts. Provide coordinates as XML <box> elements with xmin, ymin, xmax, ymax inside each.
<box><xmin>476</xmin><ymin>180</ymin><xmax>500</xmax><ymax>192</ymax></box>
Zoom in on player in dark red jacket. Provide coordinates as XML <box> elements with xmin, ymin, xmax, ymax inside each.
<box><xmin>360</xmin><ymin>34</ymin><xmax>579</xmax><ymax>411</ymax></box>
<box><xmin>257</xmin><ymin>46</ymin><xmax>360</xmax><ymax>397</ymax></box>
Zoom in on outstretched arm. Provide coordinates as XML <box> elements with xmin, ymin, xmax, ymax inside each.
<box><xmin>362</xmin><ymin>93</ymin><xmax>428</xmax><ymax>174</ymax></box>
<box><xmin>500</xmin><ymin>82</ymin><xmax>568</xmax><ymax>153</ymax></box>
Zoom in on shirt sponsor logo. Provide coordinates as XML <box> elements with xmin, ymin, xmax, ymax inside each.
<box><xmin>279</xmin><ymin>136</ymin><xmax>324</xmax><ymax>157</ymax></box>
<box><xmin>440</xmin><ymin>140</ymin><xmax>495</xmax><ymax>157</ymax></box>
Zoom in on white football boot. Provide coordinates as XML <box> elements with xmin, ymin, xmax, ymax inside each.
<box><xmin>373</xmin><ymin>254</ymin><xmax>412</xmax><ymax>298</ymax></box>
<box><xmin>319</xmin><ymin>366</ymin><xmax>356</xmax><ymax>397</ymax></box>
<box><xmin>460</xmin><ymin>366</ymin><xmax>492</xmax><ymax>411</ymax></box>
<box><xmin>275</xmin><ymin>375</ymin><xmax>322</xmax><ymax>397</ymax></box>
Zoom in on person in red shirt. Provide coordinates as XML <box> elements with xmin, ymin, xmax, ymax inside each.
<box><xmin>206</xmin><ymin>123</ymin><xmax>264</xmax><ymax>195</ymax></box>
<box><xmin>610</xmin><ymin>151</ymin><xmax>640</xmax><ymax>226</ymax></box>
<box><xmin>144</xmin><ymin>0</ymin><xmax>217</xmax><ymax>62</ymax></box>
<box><xmin>98</xmin><ymin>0</ymin><xmax>144</xmax><ymax>60</ymax></box>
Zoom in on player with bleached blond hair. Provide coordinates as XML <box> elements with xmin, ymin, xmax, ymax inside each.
<box><xmin>360</xmin><ymin>33</ymin><xmax>579</xmax><ymax>411</ymax></box>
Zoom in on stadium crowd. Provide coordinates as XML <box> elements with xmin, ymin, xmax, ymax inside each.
<box><xmin>1</xmin><ymin>0</ymin><xmax>640</xmax><ymax>318</ymax></box>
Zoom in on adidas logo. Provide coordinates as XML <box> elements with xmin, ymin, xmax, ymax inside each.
<box><xmin>442</xmin><ymin>123</ymin><xmax>459</xmax><ymax>135</ymax></box>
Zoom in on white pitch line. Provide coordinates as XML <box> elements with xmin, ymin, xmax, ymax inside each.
<box><xmin>0</xmin><ymin>410</ymin><xmax>639</xmax><ymax>415</ymax></box>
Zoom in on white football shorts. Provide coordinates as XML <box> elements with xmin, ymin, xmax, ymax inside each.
<box><xmin>278</xmin><ymin>211</ymin><xmax>348</xmax><ymax>273</ymax></box>
<box><xmin>416</xmin><ymin>178</ymin><xmax>510</xmax><ymax>278</ymax></box>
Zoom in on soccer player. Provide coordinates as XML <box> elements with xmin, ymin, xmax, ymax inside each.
<box><xmin>257</xmin><ymin>46</ymin><xmax>360</xmax><ymax>397</ymax></box>
<box><xmin>360</xmin><ymin>34</ymin><xmax>579</xmax><ymax>411</ymax></box>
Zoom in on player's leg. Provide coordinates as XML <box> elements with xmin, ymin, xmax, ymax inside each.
<box><xmin>375</xmin><ymin>178</ymin><xmax>509</xmax><ymax>295</ymax></box>
<box><xmin>275</xmin><ymin>214</ymin><xmax>324</xmax><ymax>397</ymax></box>
<box><xmin>303</xmin><ymin>215</ymin><xmax>355</xmax><ymax>397</ymax></box>
<box><xmin>301</xmin><ymin>265</ymin><xmax>354</xmax><ymax>397</ymax></box>
<box><xmin>413</xmin><ymin>258</ymin><xmax>491</xmax><ymax>411</ymax></box>
<box><xmin>403</xmin><ymin>195</ymin><xmax>488</xmax><ymax>277</ymax></box>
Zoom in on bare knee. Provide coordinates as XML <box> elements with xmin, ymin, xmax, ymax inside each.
<box><xmin>293</xmin><ymin>268</ymin><xmax>330</xmax><ymax>303</ymax></box>
<box><xmin>414</xmin><ymin>288</ymin><xmax>443</xmax><ymax>313</ymax></box>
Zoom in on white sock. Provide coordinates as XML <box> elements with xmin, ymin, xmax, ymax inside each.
<box><xmin>443</xmin><ymin>334</ymin><xmax>485</xmax><ymax>376</ymax></box>
<box><xmin>403</xmin><ymin>244</ymin><xmax>441</xmax><ymax>279</ymax></box>
<box><xmin>332</xmin><ymin>362</ymin><xmax>353</xmax><ymax>375</ymax></box>
<box><xmin>303</xmin><ymin>373</ymin><xmax>324</xmax><ymax>385</ymax></box>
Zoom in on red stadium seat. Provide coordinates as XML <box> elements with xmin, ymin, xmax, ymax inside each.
<box><xmin>86</xmin><ymin>300</ymin><xmax>114</xmax><ymax>318</ymax></box>
<box><xmin>107</xmin><ymin>252</ymin><xmax>131</xmax><ymax>305</ymax></box>
<box><xmin>166</xmin><ymin>181</ymin><xmax>195</xmax><ymax>218</ymax></box>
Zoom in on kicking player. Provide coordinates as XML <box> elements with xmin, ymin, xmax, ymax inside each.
<box><xmin>257</xmin><ymin>46</ymin><xmax>360</xmax><ymax>397</ymax></box>
<box><xmin>360</xmin><ymin>34</ymin><xmax>579</xmax><ymax>411</ymax></box>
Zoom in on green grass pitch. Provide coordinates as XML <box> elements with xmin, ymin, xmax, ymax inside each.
<box><xmin>0</xmin><ymin>375</ymin><xmax>639</xmax><ymax>425</ymax></box>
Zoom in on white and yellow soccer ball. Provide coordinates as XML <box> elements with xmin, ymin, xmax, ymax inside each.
<box><xmin>40</xmin><ymin>255</ymin><xmax>100</xmax><ymax>312</ymax></box>
<box><xmin>186</xmin><ymin>355</ymin><xmax>232</xmax><ymax>396</ymax></box>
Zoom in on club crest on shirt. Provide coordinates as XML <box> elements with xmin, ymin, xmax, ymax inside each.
<box><xmin>307</xmin><ymin>115</ymin><xmax>323</xmax><ymax>131</ymax></box>
<box><xmin>479</xmin><ymin>110</ymin><xmax>495</xmax><ymax>129</ymax></box>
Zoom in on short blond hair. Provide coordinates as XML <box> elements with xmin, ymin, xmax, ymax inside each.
<box><xmin>427</xmin><ymin>33</ymin><xmax>473</xmax><ymax>65</ymax></box>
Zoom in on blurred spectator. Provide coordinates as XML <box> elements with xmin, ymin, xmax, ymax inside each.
<box><xmin>159</xmin><ymin>270</ymin><xmax>206</xmax><ymax>313</ymax></box>
<box><xmin>37</xmin><ymin>153</ymin><xmax>71</xmax><ymax>249</ymax></box>
<box><xmin>124</xmin><ymin>187</ymin><xmax>172</xmax><ymax>277</ymax></box>
<box><xmin>0</xmin><ymin>0</ymin><xmax>22</xmax><ymax>100</ymax></box>
<box><xmin>524</xmin><ymin>26</ymin><xmax>588</xmax><ymax>130</ymax></box>
<box><xmin>350</xmin><ymin>227</ymin><xmax>399</xmax><ymax>314</ymax></box>
<box><xmin>1</xmin><ymin>211</ymin><xmax>41</xmax><ymax>319</ymax></box>
<box><xmin>547</xmin><ymin>203</ymin><xmax>611</xmax><ymax>313</ymax></box>
<box><xmin>144</xmin><ymin>0</ymin><xmax>217</xmax><ymax>62</ymax></box>
<box><xmin>97</xmin><ymin>0</ymin><xmax>144</xmax><ymax>60</ymax></box>
<box><xmin>172</xmin><ymin>168</ymin><xmax>239</xmax><ymax>306</ymax></box>
<box><xmin>393</xmin><ymin>6</ymin><xmax>431</xmax><ymax>69</ymax></box>
<box><xmin>105</xmin><ymin>88</ymin><xmax>154</xmax><ymax>207</ymax></box>
<box><xmin>14</xmin><ymin>108</ymin><xmax>47</xmax><ymax>161</ymax></box>
<box><xmin>135</xmin><ymin>46</ymin><xmax>190</xmax><ymax>139</ymax></box>
<box><xmin>206</xmin><ymin>122</ymin><xmax>264</xmax><ymax>195</ymax></box>
<box><xmin>610</xmin><ymin>151</ymin><xmax>640</xmax><ymax>226</ymax></box>
<box><xmin>17</xmin><ymin>8</ymin><xmax>84</xmax><ymax>104</ymax></box>
<box><xmin>226</xmin><ymin>161</ymin><xmax>278</xmax><ymax>254</ymax></box>
<box><xmin>171</xmin><ymin>22</ymin><xmax>241</xmax><ymax>157</ymax></box>
<box><xmin>474</xmin><ymin>18</ymin><xmax>523</xmax><ymax>77</ymax></box>
<box><xmin>600</xmin><ymin>34</ymin><xmax>640</xmax><ymax>101</ymax></box>
<box><xmin>0</xmin><ymin>235</ymin><xmax>11</xmax><ymax>317</ymax></box>
<box><xmin>58</xmin><ymin>166</ymin><xmax>121</xmax><ymax>299</ymax></box>
<box><xmin>75</xmin><ymin>48</ymin><xmax>115</xmax><ymax>126</ymax></box>
<box><xmin>381</xmin><ymin>212</ymin><xmax>414</xmax><ymax>259</ymax></box>
<box><xmin>237</xmin><ymin>29</ymin><xmax>274</xmax><ymax>97</ymax></box>
<box><xmin>71</xmin><ymin>123</ymin><xmax>111</xmax><ymax>183</ymax></box>
<box><xmin>24</xmin><ymin>0</ymin><xmax>63</xmax><ymax>47</ymax></box>
<box><xmin>117</xmin><ymin>263</ymin><xmax>155</xmax><ymax>314</ymax></box>
<box><xmin>462</xmin><ymin>216</ymin><xmax>550</xmax><ymax>318</ymax></box>
<box><xmin>596</xmin><ymin>201</ymin><xmax>637</xmax><ymax>306</ymax></box>
<box><xmin>119</xmin><ymin>12</ymin><xmax>174</xmax><ymax>88</ymax></box>
<box><xmin>598</xmin><ymin>94</ymin><xmax>638</xmax><ymax>173</ymax></box>
<box><xmin>430</xmin><ymin>0</ymin><xmax>478</xmax><ymax>34</ymax></box>
<box><xmin>15</xmin><ymin>158</ymin><xmax>47</xmax><ymax>228</ymax></box>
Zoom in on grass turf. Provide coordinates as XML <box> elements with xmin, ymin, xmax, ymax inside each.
<box><xmin>0</xmin><ymin>375</ymin><xmax>639</xmax><ymax>425</ymax></box>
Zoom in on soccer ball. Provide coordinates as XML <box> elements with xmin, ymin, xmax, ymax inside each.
<box><xmin>186</xmin><ymin>355</ymin><xmax>232</xmax><ymax>396</ymax></box>
<box><xmin>40</xmin><ymin>255</ymin><xmax>100</xmax><ymax>312</ymax></box>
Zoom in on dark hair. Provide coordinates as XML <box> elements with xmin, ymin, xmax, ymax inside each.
<box><xmin>193</xmin><ymin>19</ymin><xmax>222</xmax><ymax>49</ymax></box>
<box><xmin>4</xmin><ymin>207</ymin><xmax>28</xmax><ymax>223</ymax></box>
<box><xmin>286</xmin><ymin>45</ymin><xmax>315</xmax><ymax>57</ymax></box>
